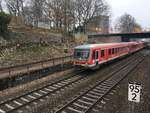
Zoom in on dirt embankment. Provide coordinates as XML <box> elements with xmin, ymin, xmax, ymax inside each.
<box><xmin>0</xmin><ymin>25</ymin><xmax>76</xmax><ymax>68</ymax></box>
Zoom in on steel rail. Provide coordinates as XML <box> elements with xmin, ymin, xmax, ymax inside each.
<box><xmin>55</xmin><ymin>55</ymin><xmax>144</xmax><ymax>113</ymax></box>
<box><xmin>0</xmin><ymin>69</ymin><xmax>87</xmax><ymax>113</ymax></box>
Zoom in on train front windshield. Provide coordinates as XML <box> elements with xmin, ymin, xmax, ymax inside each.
<box><xmin>74</xmin><ymin>49</ymin><xmax>90</xmax><ymax>60</ymax></box>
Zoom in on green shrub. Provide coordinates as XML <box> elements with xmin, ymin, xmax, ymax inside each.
<box><xmin>0</xmin><ymin>12</ymin><xmax>11</xmax><ymax>36</ymax></box>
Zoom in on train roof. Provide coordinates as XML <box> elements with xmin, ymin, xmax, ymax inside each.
<box><xmin>74</xmin><ymin>42</ymin><xmax>138</xmax><ymax>49</ymax></box>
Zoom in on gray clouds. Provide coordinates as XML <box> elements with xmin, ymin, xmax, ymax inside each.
<box><xmin>106</xmin><ymin>0</ymin><xmax>150</xmax><ymax>28</ymax></box>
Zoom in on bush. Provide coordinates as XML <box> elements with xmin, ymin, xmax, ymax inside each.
<box><xmin>0</xmin><ymin>12</ymin><xmax>11</xmax><ymax>36</ymax></box>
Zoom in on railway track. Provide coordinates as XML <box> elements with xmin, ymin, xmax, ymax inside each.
<box><xmin>0</xmin><ymin>51</ymin><xmax>145</xmax><ymax>113</ymax></box>
<box><xmin>55</xmin><ymin>55</ymin><xmax>145</xmax><ymax>113</ymax></box>
<box><xmin>0</xmin><ymin>69</ymin><xmax>89</xmax><ymax>113</ymax></box>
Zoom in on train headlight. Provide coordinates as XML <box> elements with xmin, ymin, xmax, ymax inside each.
<box><xmin>93</xmin><ymin>60</ymin><xmax>95</xmax><ymax>63</ymax></box>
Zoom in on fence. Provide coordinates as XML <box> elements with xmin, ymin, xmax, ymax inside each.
<box><xmin>0</xmin><ymin>55</ymin><xmax>73</xmax><ymax>79</ymax></box>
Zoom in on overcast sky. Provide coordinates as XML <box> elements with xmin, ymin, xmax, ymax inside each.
<box><xmin>106</xmin><ymin>0</ymin><xmax>150</xmax><ymax>29</ymax></box>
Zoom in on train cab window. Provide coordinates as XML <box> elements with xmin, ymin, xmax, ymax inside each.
<box><xmin>76</xmin><ymin>52</ymin><xmax>80</xmax><ymax>57</ymax></box>
<box><xmin>74</xmin><ymin>49</ymin><xmax>90</xmax><ymax>60</ymax></box>
<box><xmin>101</xmin><ymin>50</ymin><xmax>105</xmax><ymax>57</ymax></box>
<box><xmin>108</xmin><ymin>49</ymin><xmax>111</xmax><ymax>55</ymax></box>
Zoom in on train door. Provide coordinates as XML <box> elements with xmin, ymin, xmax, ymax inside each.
<box><xmin>92</xmin><ymin>50</ymin><xmax>99</xmax><ymax>68</ymax></box>
<box><xmin>100</xmin><ymin>49</ymin><xmax>105</xmax><ymax>61</ymax></box>
<box><xmin>92</xmin><ymin>50</ymin><xmax>100</xmax><ymax>69</ymax></box>
<box><xmin>95</xmin><ymin>50</ymin><xmax>99</xmax><ymax>65</ymax></box>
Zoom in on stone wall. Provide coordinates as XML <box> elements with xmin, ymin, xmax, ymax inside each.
<box><xmin>9</xmin><ymin>16</ymin><xmax>25</xmax><ymax>27</ymax></box>
<box><xmin>74</xmin><ymin>33</ymin><xmax>88</xmax><ymax>43</ymax></box>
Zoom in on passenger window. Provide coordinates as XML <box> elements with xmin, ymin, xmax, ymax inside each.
<box><xmin>115</xmin><ymin>48</ymin><xmax>117</xmax><ymax>54</ymax></box>
<box><xmin>112</xmin><ymin>48</ymin><xmax>115</xmax><ymax>54</ymax></box>
<box><xmin>101</xmin><ymin>50</ymin><xmax>105</xmax><ymax>57</ymax></box>
<box><xmin>109</xmin><ymin>49</ymin><xmax>111</xmax><ymax>55</ymax></box>
<box><xmin>120</xmin><ymin>48</ymin><xmax>122</xmax><ymax>52</ymax></box>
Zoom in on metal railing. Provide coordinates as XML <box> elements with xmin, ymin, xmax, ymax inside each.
<box><xmin>0</xmin><ymin>55</ymin><xmax>73</xmax><ymax>79</ymax></box>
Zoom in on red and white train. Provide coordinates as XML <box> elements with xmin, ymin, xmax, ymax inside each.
<box><xmin>73</xmin><ymin>42</ymin><xmax>144</xmax><ymax>69</ymax></box>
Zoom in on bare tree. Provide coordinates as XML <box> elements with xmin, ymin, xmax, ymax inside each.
<box><xmin>4</xmin><ymin>0</ymin><xmax>110</xmax><ymax>35</ymax></box>
<box><xmin>5</xmin><ymin>0</ymin><xmax>25</xmax><ymax>16</ymax></box>
<box><xmin>0</xmin><ymin>0</ymin><xmax>3</xmax><ymax>12</ymax></box>
<box><xmin>29</xmin><ymin>0</ymin><xmax>45</xmax><ymax>26</ymax></box>
<box><xmin>45</xmin><ymin>0</ymin><xmax>75</xmax><ymax>42</ymax></box>
<box><xmin>115</xmin><ymin>13</ymin><xmax>142</xmax><ymax>33</ymax></box>
<box><xmin>44</xmin><ymin>0</ymin><xmax>110</xmax><ymax>42</ymax></box>
<box><xmin>23</xmin><ymin>6</ymin><xmax>34</xmax><ymax>25</ymax></box>
<box><xmin>45</xmin><ymin>0</ymin><xmax>64</xmax><ymax>29</ymax></box>
<box><xmin>63</xmin><ymin>0</ymin><xmax>76</xmax><ymax>41</ymax></box>
<box><xmin>45</xmin><ymin>0</ymin><xmax>75</xmax><ymax>29</ymax></box>
<box><xmin>74</xmin><ymin>0</ymin><xmax>110</xmax><ymax>28</ymax></box>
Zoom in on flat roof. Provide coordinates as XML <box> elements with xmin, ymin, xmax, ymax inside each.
<box><xmin>88</xmin><ymin>32</ymin><xmax>150</xmax><ymax>39</ymax></box>
<box><xmin>75</xmin><ymin>42</ymin><xmax>132</xmax><ymax>49</ymax></box>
